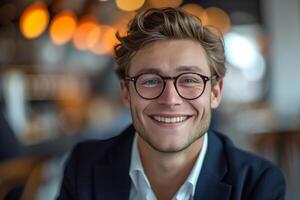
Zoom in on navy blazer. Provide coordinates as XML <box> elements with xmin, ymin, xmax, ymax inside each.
<box><xmin>57</xmin><ymin>125</ymin><xmax>286</xmax><ymax>200</ymax></box>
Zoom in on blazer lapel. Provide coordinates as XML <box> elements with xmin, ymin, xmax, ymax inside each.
<box><xmin>91</xmin><ymin>127</ymin><xmax>232</xmax><ymax>200</ymax></box>
<box><xmin>194</xmin><ymin>130</ymin><xmax>232</xmax><ymax>200</ymax></box>
<box><xmin>93</xmin><ymin>125</ymin><xmax>135</xmax><ymax>200</ymax></box>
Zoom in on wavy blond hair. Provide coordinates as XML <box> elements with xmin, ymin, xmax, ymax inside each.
<box><xmin>114</xmin><ymin>7</ymin><xmax>226</xmax><ymax>79</ymax></box>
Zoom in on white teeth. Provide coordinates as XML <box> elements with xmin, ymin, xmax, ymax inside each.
<box><xmin>153</xmin><ymin>116</ymin><xmax>188</xmax><ymax>123</ymax></box>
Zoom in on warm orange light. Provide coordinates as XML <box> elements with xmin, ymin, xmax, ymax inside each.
<box><xmin>91</xmin><ymin>25</ymin><xmax>118</xmax><ymax>55</ymax></box>
<box><xmin>181</xmin><ymin>3</ymin><xmax>208</xmax><ymax>25</ymax></box>
<box><xmin>50</xmin><ymin>11</ymin><xmax>77</xmax><ymax>45</ymax></box>
<box><xmin>116</xmin><ymin>0</ymin><xmax>145</xmax><ymax>11</ymax></box>
<box><xmin>206</xmin><ymin>7</ymin><xmax>231</xmax><ymax>34</ymax></box>
<box><xmin>72</xmin><ymin>17</ymin><xmax>101</xmax><ymax>51</ymax></box>
<box><xmin>19</xmin><ymin>2</ymin><xmax>49</xmax><ymax>39</ymax></box>
<box><xmin>113</xmin><ymin>12</ymin><xmax>135</xmax><ymax>37</ymax></box>
<box><xmin>149</xmin><ymin>0</ymin><xmax>182</xmax><ymax>8</ymax></box>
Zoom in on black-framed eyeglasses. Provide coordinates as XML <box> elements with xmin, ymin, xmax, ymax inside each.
<box><xmin>125</xmin><ymin>72</ymin><xmax>217</xmax><ymax>100</ymax></box>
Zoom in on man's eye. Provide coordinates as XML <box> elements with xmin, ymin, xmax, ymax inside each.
<box><xmin>145</xmin><ymin>80</ymin><xmax>157</xmax><ymax>84</ymax></box>
<box><xmin>181</xmin><ymin>78</ymin><xmax>199</xmax><ymax>84</ymax></box>
<box><xmin>141</xmin><ymin>79</ymin><xmax>161</xmax><ymax>86</ymax></box>
<box><xmin>183</xmin><ymin>79</ymin><xmax>194</xmax><ymax>83</ymax></box>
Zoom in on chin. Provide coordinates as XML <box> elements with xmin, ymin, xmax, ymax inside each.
<box><xmin>150</xmin><ymin>143</ymin><xmax>192</xmax><ymax>154</ymax></box>
<box><xmin>145</xmin><ymin>134</ymin><xmax>194</xmax><ymax>153</ymax></box>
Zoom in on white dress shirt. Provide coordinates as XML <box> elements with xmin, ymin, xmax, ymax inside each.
<box><xmin>129</xmin><ymin>133</ymin><xmax>208</xmax><ymax>200</ymax></box>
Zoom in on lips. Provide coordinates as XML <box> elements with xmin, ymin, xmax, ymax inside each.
<box><xmin>150</xmin><ymin>115</ymin><xmax>190</xmax><ymax>123</ymax></box>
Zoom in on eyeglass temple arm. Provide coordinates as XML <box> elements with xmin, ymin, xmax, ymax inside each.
<box><xmin>124</xmin><ymin>76</ymin><xmax>135</xmax><ymax>81</ymax></box>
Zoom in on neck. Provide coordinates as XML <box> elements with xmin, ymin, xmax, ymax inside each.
<box><xmin>137</xmin><ymin>135</ymin><xmax>204</xmax><ymax>200</ymax></box>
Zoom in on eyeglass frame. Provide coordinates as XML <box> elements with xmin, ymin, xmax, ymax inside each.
<box><xmin>124</xmin><ymin>72</ymin><xmax>218</xmax><ymax>100</ymax></box>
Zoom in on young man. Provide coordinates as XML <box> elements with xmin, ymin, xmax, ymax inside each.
<box><xmin>58</xmin><ymin>8</ymin><xmax>286</xmax><ymax>200</ymax></box>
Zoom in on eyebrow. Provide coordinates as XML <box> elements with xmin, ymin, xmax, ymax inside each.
<box><xmin>132</xmin><ymin>65</ymin><xmax>206</xmax><ymax>76</ymax></box>
<box><xmin>176</xmin><ymin>65</ymin><xmax>206</xmax><ymax>73</ymax></box>
<box><xmin>133</xmin><ymin>68</ymin><xmax>162</xmax><ymax>75</ymax></box>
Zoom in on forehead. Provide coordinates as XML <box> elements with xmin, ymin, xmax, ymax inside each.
<box><xmin>129</xmin><ymin>39</ymin><xmax>210</xmax><ymax>75</ymax></box>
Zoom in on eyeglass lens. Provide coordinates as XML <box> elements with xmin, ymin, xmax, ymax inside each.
<box><xmin>135</xmin><ymin>73</ymin><xmax>206</xmax><ymax>99</ymax></box>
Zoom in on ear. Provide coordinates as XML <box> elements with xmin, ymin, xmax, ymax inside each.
<box><xmin>119</xmin><ymin>79</ymin><xmax>130</xmax><ymax>108</ymax></box>
<box><xmin>210</xmin><ymin>79</ymin><xmax>223</xmax><ymax>109</ymax></box>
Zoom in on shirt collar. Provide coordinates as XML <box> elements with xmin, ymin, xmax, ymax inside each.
<box><xmin>129</xmin><ymin>132</ymin><xmax>208</xmax><ymax>198</ymax></box>
<box><xmin>129</xmin><ymin>134</ymin><xmax>151</xmax><ymax>190</ymax></box>
<box><xmin>185</xmin><ymin>132</ymin><xmax>208</xmax><ymax>195</ymax></box>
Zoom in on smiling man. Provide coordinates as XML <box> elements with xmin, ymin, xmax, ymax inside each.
<box><xmin>58</xmin><ymin>7</ymin><xmax>286</xmax><ymax>200</ymax></box>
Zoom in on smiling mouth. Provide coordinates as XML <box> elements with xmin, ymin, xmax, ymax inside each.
<box><xmin>150</xmin><ymin>115</ymin><xmax>189</xmax><ymax>124</ymax></box>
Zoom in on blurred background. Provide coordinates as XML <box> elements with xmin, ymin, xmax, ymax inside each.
<box><xmin>0</xmin><ymin>0</ymin><xmax>299</xmax><ymax>199</ymax></box>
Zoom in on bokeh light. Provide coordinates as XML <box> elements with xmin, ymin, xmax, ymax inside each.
<box><xmin>224</xmin><ymin>32</ymin><xmax>256</xmax><ymax>69</ymax></box>
<box><xmin>181</xmin><ymin>3</ymin><xmax>208</xmax><ymax>25</ymax></box>
<box><xmin>91</xmin><ymin>25</ymin><xmax>118</xmax><ymax>55</ymax></box>
<box><xmin>242</xmin><ymin>54</ymin><xmax>266</xmax><ymax>81</ymax></box>
<box><xmin>113</xmin><ymin>12</ymin><xmax>135</xmax><ymax>37</ymax></box>
<box><xmin>73</xmin><ymin>17</ymin><xmax>101</xmax><ymax>51</ymax></box>
<box><xmin>206</xmin><ymin>7</ymin><xmax>231</xmax><ymax>34</ymax></box>
<box><xmin>19</xmin><ymin>2</ymin><xmax>49</xmax><ymax>39</ymax></box>
<box><xmin>116</xmin><ymin>0</ymin><xmax>145</xmax><ymax>12</ymax></box>
<box><xmin>149</xmin><ymin>0</ymin><xmax>182</xmax><ymax>8</ymax></box>
<box><xmin>224</xmin><ymin>32</ymin><xmax>266</xmax><ymax>81</ymax></box>
<box><xmin>50</xmin><ymin>10</ymin><xmax>77</xmax><ymax>45</ymax></box>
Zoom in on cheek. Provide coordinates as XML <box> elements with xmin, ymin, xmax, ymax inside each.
<box><xmin>190</xmin><ymin>98</ymin><xmax>210</xmax><ymax>118</ymax></box>
<box><xmin>129</xmin><ymin>95</ymin><xmax>149</xmax><ymax>118</ymax></box>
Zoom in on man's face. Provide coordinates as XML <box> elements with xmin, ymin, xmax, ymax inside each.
<box><xmin>120</xmin><ymin>39</ymin><xmax>223</xmax><ymax>153</ymax></box>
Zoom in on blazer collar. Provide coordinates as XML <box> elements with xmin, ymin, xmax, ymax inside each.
<box><xmin>92</xmin><ymin>126</ymin><xmax>232</xmax><ymax>200</ymax></box>
<box><xmin>93</xmin><ymin>125</ymin><xmax>135</xmax><ymax>200</ymax></box>
<box><xmin>194</xmin><ymin>130</ymin><xmax>232</xmax><ymax>200</ymax></box>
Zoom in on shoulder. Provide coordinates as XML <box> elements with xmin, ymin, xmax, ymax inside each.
<box><xmin>72</xmin><ymin>135</ymin><xmax>122</xmax><ymax>159</ymax></box>
<box><xmin>210</xmin><ymin>130</ymin><xmax>286</xmax><ymax>199</ymax></box>
<box><xmin>57</xmin><ymin>125</ymin><xmax>135</xmax><ymax>199</ymax></box>
<box><xmin>70</xmin><ymin>125</ymin><xmax>134</xmax><ymax>163</ymax></box>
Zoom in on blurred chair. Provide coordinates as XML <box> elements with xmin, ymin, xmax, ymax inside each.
<box><xmin>0</xmin><ymin>110</ymin><xmax>21</xmax><ymax>160</ymax></box>
<box><xmin>251</xmin><ymin>130</ymin><xmax>300</xmax><ymax>200</ymax></box>
<box><xmin>0</xmin><ymin>109</ymin><xmax>48</xmax><ymax>199</ymax></box>
<box><xmin>0</xmin><ymin>157</ymin><xmax>47</xmax><ymax>200</ymax></box>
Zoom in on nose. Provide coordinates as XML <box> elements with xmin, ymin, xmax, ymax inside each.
<box><xmin>157</xmin><ymin>80</ymin><xmax>183</xmax><ymax>106</ymax></box>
